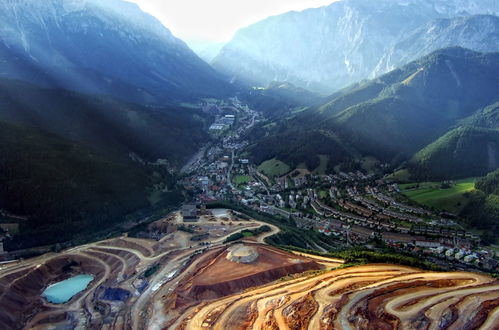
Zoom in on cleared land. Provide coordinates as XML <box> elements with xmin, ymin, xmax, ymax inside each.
<box><xmin>5</xmin><ymin>225</ymin><xmax>498</xmax><ymax>330</ymax></box>
<box><xmin>176</xmin><ymin>263</ymin><xmax>499</xmax><ymax>330</ymax></box>
<box><xmin>0</xmin><ymin>210</ymin><xmax>278</xmax><ymax>330</ymax></box>
<box><xmin>171</xmin><ymin>244</ymin><xmax>323</xmax><ymax>304</ymax></box>
<box><xmin>257</xmin><ymin>158</ymin><xmax>291</xmax><ymax>178</ymax></box>
<box><xmin>401</xmin><ymin>178</ymin><xmax>476</xmax><ymax>213</ymax></box>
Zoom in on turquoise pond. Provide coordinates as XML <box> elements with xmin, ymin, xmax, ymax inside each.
<box><xmin>42</xmin><ymin>274</ymin><xmax>94</xmax><ymax>304</ymax></box>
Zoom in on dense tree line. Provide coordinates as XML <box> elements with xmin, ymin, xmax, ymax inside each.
<box><xmin>0</xmin><ymin>122</ymin><xmax>183</xmax><ymax>250</ymax></box>
<box><xmin>280</xmin><ymin>246</ymin><xmax>441</xmax><ymax>271</ymax></box>
<box><xmin>409</xmin><ymin>127</ymin><xmax>499</xmax><ymax>180</ymax></box>
<box><xmin>476</xmin><ymin>169</ymin><xmax>499</xmax><ymax>195</ymax></box>
<box><xmin>458</xmin><ymin>170</ymin><xmax>499</xmax><ymax>244</ymax></box>
<box><xmin>247</xmin><ymin>129</ymin><xmax>353</xmax><ymax>171</ymax></box>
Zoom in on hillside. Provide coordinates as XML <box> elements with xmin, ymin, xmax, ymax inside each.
<box><xmin>0</xmin><ymin>0</ymin><xmax>234</xmax><ymax>104</ymax></box>
<box><xmin>0</xmin><ymin>79</ymin><xmax>213</xmax><ymax>249</ymax></box>
<box><xmin>239</xmin><ymin>82</ymin><xmax>321</xmax><ymax>118</ymax></box>
<box><xmin>0</xmin><ymin>121</ymin><xmax>181</xmax><ymax>250</ymax></box>
<box><xmin>0</xmin><ymin>79</ymin><xmax>211</xmax><ymax>165</ymax></box>
<box><xmin>246</xmin><ymin>48</ymin><xmax>499</xmax><ymax>174</ymax></box>
<box><xmin>458</xmin><ymin>170</ymin><xmax>499</xmax><ymax>243</ymax></box>
<box><xmin>410</xmin><ymin>127</ymin><xmax>499</xmax><ymax>179</ymax></box>
<box><xmin>326</xmin><ymin>48</ymin><xmax>499</xmax><ymax>154</ymax></box>
<box><xmin>247</xmin><ymin>130</ymin><xmax>355</xmax><ymax>171</ymax></box>
<box><xmin>461</xmin><ymin>102</ymin><xmax>499</xmax><ymax>128</ymax></box>
<box><xmin>213</xmin><ymin>0</ymin><xmax>499</xmax><ymax>93</ymax></box>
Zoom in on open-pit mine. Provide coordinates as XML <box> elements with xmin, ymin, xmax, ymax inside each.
<box><xmin>174</xmin><ymin>264</ymin><xmax>499</xmax><ymax>330</ymax></box>
<box><xmin>0</xmin><ymin>209</ymin><xmax>498</xmax><ymax>329</ymax></box>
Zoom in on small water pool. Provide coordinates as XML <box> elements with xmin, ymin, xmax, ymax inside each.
<box><xmin>42</xmin><ymin>274</ymin><xmax>94</xmax><ymax>304</ymax></box>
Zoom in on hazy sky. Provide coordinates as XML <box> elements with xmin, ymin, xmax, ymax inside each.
<box><xmin>129</xmin><ymin>0</ymin><xmax>335</xmax><ymax>42</ymax></box>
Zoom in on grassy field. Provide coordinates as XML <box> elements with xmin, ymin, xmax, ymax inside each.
<box><xmin>258</xmin><ymin>159</ymin><xmax>291</xmax><ymax>178</ymax></box>
<box><xmin>400</xmin><ymin>178</ymin><xmax>477</xmax><ymax>213</ymax></box>
<box><xmin>233</xmin><ymin>175</ymin><xmax>252</xmax><ymax>185</ymax></box>
<box><xmin>313</xmin><ymin>155</ymin><xmax>329</xmax><ymax>175</ymax></box>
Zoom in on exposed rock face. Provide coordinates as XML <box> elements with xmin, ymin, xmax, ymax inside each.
<box><xmin>0</xmin><ymin>0</ymin><xmax>233</xmax><ymax>103</ymax></box>
<box><xmin>0</xmin><ymin>255</ymin><xmax>105</xmax><ymax>329</ymax></box>
<box><xmin>178</xmin><ymin>264</ymin><xmax>499</xmax><ymax>330</ymax></box>
<box><xmin>213</xmin><ymin>0</ymin><xmax>499</xmax><ymax>94</ymax></box>
<box><xmin>174</xmin><ymin>244</ymin><xmax>322</xmax><ymax>304</ymax></box>
<box><xmin>0</xmin><ymin>236</ymin><xmax>155</xmax><ymax>329</ymax></box>
<box><xmin>375</xmin><ymin>15</ymin><xmax>499</xmax><ymax>77</ymax></box>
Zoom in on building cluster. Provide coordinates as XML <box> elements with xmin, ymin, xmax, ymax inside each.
<box><xmin>180</xmin><ymin>97</ymin><xmax>496</xmax><ymax>273</ymax></box>
<box><xmin>209</xmin><ymin>115</ymin><xmax>235</xmax><ymax>131</ymax></box>
<box><xmin>181</xmin><ymin>99</ymin><xmax>261</xmax><ymax>203</ymax></box>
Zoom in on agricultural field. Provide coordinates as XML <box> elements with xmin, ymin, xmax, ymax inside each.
<box><xmin>400</xmin><ymin>178</ymin><xmax>477</xmax><ymax>213</ymax></box>
<box><xmin>257</xmin><ymin>158</ymin><xmax>291</xmax><ymax>178</ymax></box>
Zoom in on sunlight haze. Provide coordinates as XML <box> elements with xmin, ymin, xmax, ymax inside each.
<box><xmin>128</xmin><ymin>0</ymin><xmax>336</xmax><ymax>42</ymax></box>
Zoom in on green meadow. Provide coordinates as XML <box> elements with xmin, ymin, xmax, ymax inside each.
<box><xmin>233</xmin><ymin>175</ymin><xmax>252</xmax><ymax>185</ymax></box>
<box><xmin>257</xmin><ymin>159</ymin><xmax>291</xmax><ymax>178</ymax></box>
<box><xmin>400</xmin><ymin>178</ymin><xmax>477</xmax><ymax>213</ymax></box>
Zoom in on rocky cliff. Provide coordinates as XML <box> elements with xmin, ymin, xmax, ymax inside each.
<box><xmin>213</xmin><ymin>0</ymin><xmax>499</xmax><ymax>93</ymax></box>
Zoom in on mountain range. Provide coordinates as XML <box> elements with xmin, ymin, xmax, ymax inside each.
<box><xmin>247</xmin><ymin>47</ymin><xmax>499</xmax><ymax>179</ymax></box>
<box><xmin>0</xmin><ymin>0</ymin><xmax>234</xmax><ymax>104</ymax></box>
<box><xmin>213</xmin><ymin>0</ymin><xmax>499</xmax><ymax>93</ymax></box>
<box><xmin>0</xmin><ymin>77</ymin><xmax>213</xmax><ymax>249</ymax></box>
<box><xmin>0</xmin><ymin>0</ymin><xmax>226</xmax><ymax>249</ymax></box>
<box><xmin>1</xmin><ymin>0</ymin><xmax>499</xmax><ymax>249</ymax></box>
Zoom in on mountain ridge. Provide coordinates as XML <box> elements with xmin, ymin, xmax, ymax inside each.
<box><xmin>213</xmin><ymin>0</ymin><xmax>499</xmax><ymax>93</ymax></box>
<box><xmin>245</xmin><ymin>48</ymin><xmax>499</xmax><ymax>178</ymax></box>
<box><xmin>0</xmin><ymin>0</ymin><xmax>234</xmax><ymax>104</ymax></box>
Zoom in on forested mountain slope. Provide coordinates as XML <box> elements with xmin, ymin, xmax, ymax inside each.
<box><xmin>0</xmin><ymin>121</ymin><xmax>182</xmax><ymax>250</ymax></box>
<box><xmin>246</xmin><ymin>48</ymin><xmax>499</xmax><ymax>178</ymax></box>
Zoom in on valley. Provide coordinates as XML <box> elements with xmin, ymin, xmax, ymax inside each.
<box><xmin>178</xmin><ymin>98</ymin><xmax>497</xmax><ymax>274</ymax></box>
<box><xmin>1</xmin><ymin>86</ymin><xmax>498</xmax><ymax>329</ymax></box>
<box><xmin>0</xmin><ymin>0</ymin><xmax>498</xmax><ymax>328</ymax></box>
